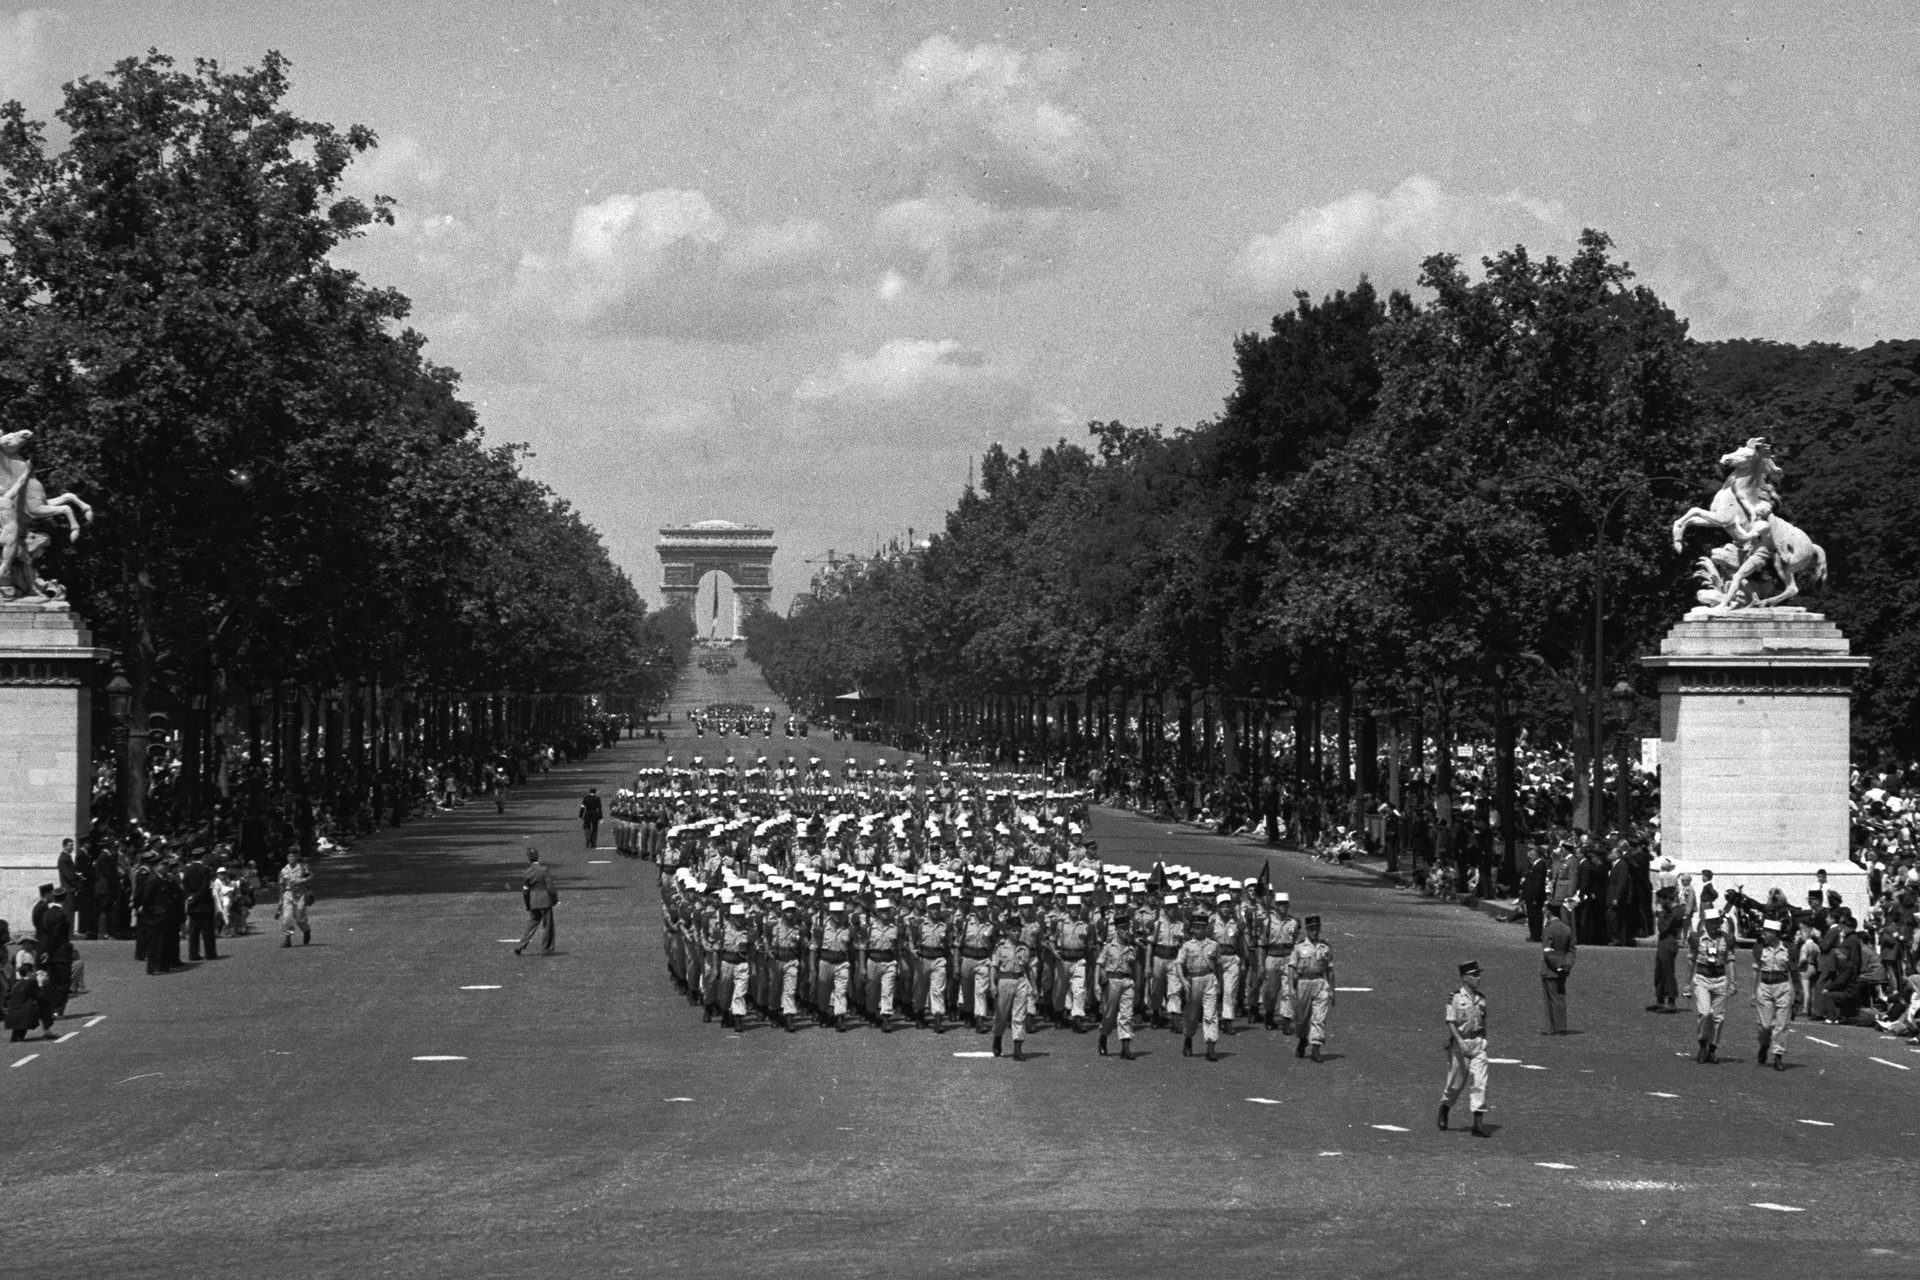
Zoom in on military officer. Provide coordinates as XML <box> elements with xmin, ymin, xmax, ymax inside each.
<box><xmin>955</xmin><ymin>896</ymin><xmax>995</xmax><ymax>1030</ymax></box>
<box><xmin>713</xmin><ymin>902</ymin><xmax>752</xmax><ymax>1029</ymax></box>
<box><xmin>765</xmin><ymin>898</ymin><xmax>804</xmax><ymax>1031</ymax></box>
<box><xmin>1174</xmin><ymin>912</ymin><xmax>1223</xmax><ymax>1061</ymax></box>
<box><xmin>1095</xmin><ymin>907</ymin><xmax>1139</xmax><ymax>1059</ymax></box>
<box><xmin>1440</xmin><ymin>959</ymin><xmax>1491</xmax><ymax>1137</ymax></box>
<box><xmin>1752</xmin><ymin>916</ymin><xmax>1793</xmax><ymax>1070</ymax></box>
<box><xmin>1284</xmin><ymin>915</ymin><xmax>1335</xmax><ymax>1061</ymax></box>
<box><xmin>989</xmin><ymin>913</ymin><xmax>1031</xmax><ymax>1060</ymax></box>
<box><xmin>860</xmin><ymin>897</ymin><xmax>902</xmax><ymax>1031</ymax></box>
<box><xmin>1147</xmin><ymin>893</ymin><xmax>1185</xmax><ymax>1027</ymax></box>
<box><xmin>912</xmin><ymin>894</ymin><xmax>952</xmax><ymax>1031</ymax></box>
<box><xmin>1688</xmin><ymin>906</ymin><xmax>1736</xmax><ymax>1063</ymax></box>
<box><xmin>1053</xmin><ymin>895</ymin><xmax>1092</xmax><ymax>1030</ymax></box>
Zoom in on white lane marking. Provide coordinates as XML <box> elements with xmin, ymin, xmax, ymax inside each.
<box><xmin>589</xmin><ymin>860</ymin><xmax>611</xmax><ymax>864</ymax></box>
<box><xmin>412</xmin><ymin>1055</ymin><xmax>468</xmax><ymax>1062</ymax></box>
<box><xmin>1647</xmin><ymin>1091</ymin><xmax>1680</xmax><ymax>1098</ymax></box>
<box><xmin>84</xmin><ymin>1015</ymin><xmax>106</xmax><ymax>1028</ymax></box>
<box><xmin>1334</xmin><ymin>987</ymin><xmax>1372</xmax><ymax>992</ymax></box>
<box><xmin>1582</xmin><ymin>1179</ymin><xmax>1689</xmax><ymax>1191</ymax></box>
<box><xmin>1318</xmin><ymin>1151</ymin><xmax>1343</xmax><ymax>1156</ymax></box>
<box><xmin>117</xmin><ymin>1072</ymin><xmax>162</xmax><ymax>1084</ymax></box>
<box><xmin>1750</xmin><ymin>1203</ymin><xmax>1805</xmax><ymax>1213</ymax></box>
<box><xmin>1246</xmin><ymin>1097</ymin><xmax>1282</xmax><ymax>1105</ymax></box>
<box><xmin>664</xmin><ymin>1097</ymin><xmax>694</xmax><ymax>1102</ymax></box>
<box><xmin>952</xmin><ymin>1051</ymin><xmax>995</xmax><ymax>1058</ymax></box>
<box><xmin>1535</xmin><ymin>1162</ymin><xmax>1577</xmax><ymax>1170</ymax></box>
<box><xmin>1803</xmin><ymin>1035</ymin><xmax>1839</xmax><ymax>1048</ymax></box>
<box><xmin>1370</xmin><ymin>1124</ymin><xmax>1409</xmax><ymax>1132</ymax></box>
<box><xmin>1869</xmin><ymin>1057</ymin><xmax>1911</xmax><ymax>1071</ymax></box>
<box><xmin>1521</xmin><ymin>1064</ymin><xmax>1548</xmax><ymax>1070</ymax></box>
<box><xmin>10</xmin><ymin>1054</ymin><xmax>37</xmax><ymax>1068</ymax></box>
<box><xmin>54</xmin><ymin>1032</ymin><xmax>76</xmax><ymax>1043</ymax></box>
<box><xmin>497</xmin><ymin>939</ymin><xmax>520</xmax><ymax>943</ymax></box>
<box><xmin>1796</xmin><ymin>1119</ymin><xmax>1834</xmax><ymax>1127</ymax></box>
<box><xmin>460</xmin><ymin>985</ymin><xmax>503</xmax><ymax>991</ymax></box>
<box><xmin>1488</xmin><ymin>1057</ymin><xmax>1524</xmax><ymax>1064</ymax></box>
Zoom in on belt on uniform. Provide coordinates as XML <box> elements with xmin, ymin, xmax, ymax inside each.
<box><xmin>1758</xmin><ymin>971</ymin><xmax>1790</xmax><ymax>983</ymax></box>
<box><xmin>1057</xmin><ymin>951</ymin><xmax>1086</xmax><ymax>960</ymax></box>
<box><xmin>960</xmin><ymin>947</ymin><xmax>992</xmax><ymax>959</ymax></box>
<box><xmin>996</xmin><ymin>973</ymin><xmax>1021</xmax><ymax>983</ymax></box>
<box><xmin>772</xmin><ymin>950</ymin><xmax>798</xmax><ymax>961</ymax></box>
<box><xmin>1695</xmin><ymin>965</ymin><xmax>1726</xmax><ymax>978</ymax></box>
<box><xmin>1182</xmin><ymin>968</ymin><xmax>1213</xmax><ymax>978</ymax></box>
<box><xmin>1296</xmin><ymin>971</ymin><xmax>1325</xmax><ymax>980</ymax></box>
<box><xmin>866</xmin><ymin>950</ymin><xmax>897</xmax><ymax>962</ymax></box>
<box><xmin>718</xmin><ymin>951</ymin><xmax>745</xmax><ymax>963</ymax></box>
<box><xmin>1152</xmin><ymin>945</ymin><xmax>1179</xmax><ymax>958</ymax></box>
<box><xmin>1104</xmin><ymin>971</ymin><xmax>1134</xmax><ymax>982</ymax></box>
<box><xmin>819</xmin><ymin>950</ymin><xmax>847</xmax><ymax>963</ymax></box>
<box><xmin>918</xmin><ymin>949</ymin><xmax>948</xmax><ymax>960</ymax></box>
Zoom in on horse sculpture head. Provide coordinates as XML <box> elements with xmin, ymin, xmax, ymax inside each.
<box><xmin>0</xmin><ymin>428</ymin><xmax>30</xmax><ymax>460</ymax></box>
<box><xmin>1719</xmin><ymin>435</ymin><xmax>1782</xmax><ymax>488</ymax></box>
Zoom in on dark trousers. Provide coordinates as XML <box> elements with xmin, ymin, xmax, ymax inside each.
<box><xmin>137</xmin><ymin>919</ymin><xmax>163</xmax><ymax>972</ymax></box>
<box><xmin>518</xmin><ymin>907</ymin><xmax>555</xmax><ymax>954</ymax></box>
<box><xmin>1607</xmin><ymin>903</ymin><xmax>1636</xmax><ymax>946</ymax></box>
<box><xmin>1541</xmin><ymin>970</ymin><xmax>1570</xmax><ymax>1032</ymax></box>
<box><xmin>187</xmin><ymin>911</ymin><xmax>219</xmax><ymax>961</ymax></box>
<box><xmin>1525</xmin><ymin>899</ymin><xmax>1544</xmax><ymax>943</ymax></box>
<box><xmin>77</xmin><ymin>892</ymin><xmax>99</xmax><ymax>939</ymax></box>
<box><xmin>583</xmin><ymin>820</ymin><xmax>600</xmax><ymax>848</ymax></box>
<box><xmin>1653</xmin><ymin>940</ymin><xmax>1679</xmax><ymax>1005</ymax></box>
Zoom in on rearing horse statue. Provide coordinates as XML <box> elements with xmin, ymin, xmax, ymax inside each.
<box><xmin>0</xmin><ymin>428</ymin><xmax>94</xmax><ymax>602</ymax></box>
<box><xmin>1671</xmin><ymin>436</ymin><xmax>1826</xmax><ymax>608</ymax></box>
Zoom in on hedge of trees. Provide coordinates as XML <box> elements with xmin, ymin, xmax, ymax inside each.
<box><xmin>749</xmin><ymin>231</ymin><xmax>1919</xmax><ymax>872</ymax></box>
<box><xmin>0</xmin><ymin>52</ymin><xmax>683</xmax><ymax>824</ymax></box>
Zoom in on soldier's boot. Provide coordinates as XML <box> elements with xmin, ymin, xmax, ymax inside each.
<box><xmin>1280</xmin><ymin>1018</ymin><xmax>1294</xmax><ymax>1037</ymax></box>
<box><xmin>1221</xmin><ymin>1018</ymin><xmax>1233</xmax><ymax>1036</ymax></box>
<box><xmin>1757</xmin><ymin>1030</ymin><xmax>1771</xmax><ymax>1066</ymax></box>
<box><xmin>1265</xmin><ymin>1013</ymin><xmax>1276</xmax><ymax>1031</ymax></box>
<box><xmin>302</xmin><ymin>926</ymin><xmax>310</xmax><ymax>945</ymax></box>
<box><xmin>1310</xmin><ymin>1042</ymin><xmax>1322</xmax><ymax>1063</ymax></box>
<box><xmin>703</xmin><ymin>1004</ymin><xmax>715</xmax><ymax>1024</ymax></box>
<box><xmin>881</xmin><ymin>1015</ymin><xmax>892</xmax><ymax>1034</ymax></box>
<box><xmin>1295</xmin><ymin>1036</ymin><xmax>1307</xmax><ymax>1059</ymax></box>
<box><xmin>1774</xmin><ymin>1052</ymin><xmax>1785</xmax><ymax>1072</ymax></box>
<box><xmin>1012</xmin><ymin>1040</ymin><xmax>1025</xmax><ymax>1062</ymax></box>
<box><xmin>836</xmin><ymin>1014</ymin><xmax>849</xmax><ymax>1033</ymax></box>
<box><xmin>1438</xmin><ymin>1104</ymin><xmax>1450</xmax><ymax>1131</ymax></box>
<box><xmin>1470</xmin><ymin>1111</ymin><xmax>1489</xmax><ymax>1138</ymax></box>
<box><xmin>1695</xmin><ymin>1038</ymin><xmax>1708</xmax><ymax>1063</ymax></box>
<box><xmin>1120</xmin><ymin>1039</ymin><xmax>1134</xmax><ymax>1061</ymax></box>
<box><xmin>1097</xmin><ymin>1034</ymin><xmax>1109</xmax><ymax>1056</ymax></box>
<box><xmin>282</xmin><ymin>936</ymin><xmax>291</xmax><ymax>948</ymax></box>
<box><xmin>1182</xmin><ymin>1036</ymin><xmax>1193</xmax><ymax>1058</ymax></box>
<box><xmin>992</xmin><ymin>1034</ymin><xmax>1003</xmax><ymax>1057</ymax></box>
<box><xmin>1205</xmin><ymin>1040</ymin><xmax>1218</xmax><ymax>1062</ymax></box>
<box><xmin>1705</xmin><ymin>1041</ymin><xmax>1718</xmax><ymax>1064</ymax></box>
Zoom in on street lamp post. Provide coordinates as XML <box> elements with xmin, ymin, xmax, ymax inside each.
<box><xmin>106</xmin><ymin>662</ymin><xmax>133</xmax><ymax>829</ymax></box>
<box><xmin>1610</xmin><ymin>678</ymin><xmax>1636</xmax><ymax>830</ymax></box>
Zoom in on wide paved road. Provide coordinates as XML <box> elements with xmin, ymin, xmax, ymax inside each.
<box><xmin>7</xmin><ymin>652</ymin><xmax>1917</xmax><ymax>1277</ymax></box>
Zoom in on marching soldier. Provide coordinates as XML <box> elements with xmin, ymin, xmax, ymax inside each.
<box><xmin>1209</xmin><ymin>891</ymin><xmax>1246</xmax><ymax>1033</ymax></box>
<box><xmin>912</xmin><ymin>894</ymin><xmax>952</xmax><ymax>1031</ymax></box>
<box><xmin>1147</xmin><ymin>893</ymin><xmax>1185</xmax><ymax>1028</ymax></box>
<box><xmin>1095</xmin><ymin>906</ymin><xmax>1140</xmax><ymax>1059</ymax></box>
<box><xmin>713</xmin><ymin>902</ymin><xmax>751</xmax><ymax>1029</ymax></box>
<box><xmin>955</xmin><ymin>896</ymin><xmax>995</xmax><ymax>1030</ymax></box>
<box><xmin>861</xmin><ymin>897</ymin><xmax>902</xmax><ymax>1031</ymax></box>
<box><xmin>1687</xmin><ymin>906</ymin><xmax>1735</xmax><ymax>1063</ymax></box>
<box><xmin>1175</xmin><ymin>911</ymin><xmax>1223</xmax><ymax>1061</ymax></box>
<box><xmin>1752</xmin><ymin>916</ymin><xmax>1792</xmax><ymax>1070</ymax></box>
<box><xmin>816</xmin><ymin>900</ymin><xmax>853</xmax><ymax>1032</ymax></box>
<box><xmin>1284</xmin><ymin>915</ymin><xmax>1335</xmax><ymax>1061</ymax></box>
<box><xmin>1053</xmin><ymin>895</ymin><xmax>1092</xmax><ymax>1031</ymax></box>
<box><xmin>989</xmin><ymin>913</ymin><xmax>1031</xmax><ymax>1060</ymax></box>
<box><xmin>766</xmin><ymin>898</ymin><xmax>804</xmax><ymax>1031</ymax></box>
<box><xmin>1256</xmin><ymin>891</ymin><xmax>1299</xmax><ymax>1032</ymax></box>
<box><xmin>1439</xmin><ymin>959</ymin><xmax>1491</xmax><ymax>1137</ymax></box>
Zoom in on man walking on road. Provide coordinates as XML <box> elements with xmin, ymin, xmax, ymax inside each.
<box><xmin>279</xmin><ymin>852</ymin><xmax>314</xmax><ymax>948</ymax></box>
<box><xmin>515</xmin><ymin>847</ymin><xmax>558</xmax><ymax>956</ymax></box>
<box><xmin>1440</xmin><ymin>959</ymin><xmax>1491</xmax><ymax>1137</ymax></box>
<box><xmin>580</xmin><ymin>787</ymin><xmax>603</xmax><ymax>849</ymax></box>
<box><xmin>1285</xmin><ymin>915</ymin><xmax>1334</xmax><ymax>1061</ymax></box>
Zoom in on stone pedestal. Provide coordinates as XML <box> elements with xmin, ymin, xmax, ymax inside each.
<box><xmin>0</xmin><ymin>601</ymin><xmax>107</xmax><ymax>927</ymax></box>
<box><xmin>1641</xmin><ymin>608</ymin><xmax>1871</xmax><ymax>914</ymax></box>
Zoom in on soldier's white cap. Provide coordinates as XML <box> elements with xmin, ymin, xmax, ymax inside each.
<box><xmin>1276</xmin><ymin>892</ymin><xmax>1290</xmax><ymax>903</ymax></box>
<box><xmin>875</xmin><ymin>898</ymin><xmax>892</xmax><ymax>909</ymax></box>
<box><xmin>1163</xmin><ymin>893</ymin><xmax>1179</xmax><ymax>905</ymax></box>
<box><xmin>1113</xmin><ymin>893</ymin><xmax>1129</xmax><ymax>905</ymax></box>
<box><xmin>1065</xmin><ymin>895</ymin><xmax>1081</xmax><ymax>906</ymax></box>
<box><xmin>828</xmin><ymin>900</ymin><xmax>846</xmax><ymax>912</ymax></box>
<box><xmin>1216</xmin><ymin>892</ymin><xmax>1232</xmax><ymax>904</ymax></box>
<box><xmin>1703</xmin><ymin>907</ymin><xmax>1723</xmax><ymax>921</ymax></box>
<box><xmin>728</xmin><ymin>903</ymin><xmax>744</xmax><ymax>916</ymax></box>
<box><xmin>1762</xmin><ymin>917</ymin><xmax>1783</xmax><ymax>931</ymax></box>
<box><xmin>1017</xmin><ymin>894</ymin><xmax>1034</xmax><ymax>906</ymax></box>
<box><xmin>926</xmin><ymin>896</ymin><xmax>942</xmax><ymax>907</ymax></box>
<box><xmin>780</xmin><ymin>899</ymin><xmax>796</xmax><ymax>910</ymax></box>
<box><xmin>971</xmin><ymin>896</ymin><xmax>987</xmax><ymax>907</ymax></box>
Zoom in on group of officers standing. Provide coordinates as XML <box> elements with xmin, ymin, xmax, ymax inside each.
<box><xmin>658</xmin><ymin>859</ymin><xmax>1338</xmax><ymax>1063</ymax></box>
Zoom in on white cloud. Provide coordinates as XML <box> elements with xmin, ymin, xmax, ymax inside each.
<box><xmin>793</xmin><ymin>338</ymin><xmax>1057</xmax><ymax>449</ymax></box>
<box><xmin>513</xmin><ymin>189</ymin><xmax>836</xmax><ymax>341</ymax></box>
<box><xmin>1233</xmin><ymin>175</ymin><xmax>1572</xmax><ymax>300</ymax></box>
<box><xmin>879</xmin><ymin>33</ymin><xmax>1111</xmax><ymax>209</ymax></box>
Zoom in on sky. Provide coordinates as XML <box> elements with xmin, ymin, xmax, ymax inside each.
<box><xmin>4</xmin><ymin>1</ymin><xmax>1916</xmax><ymax>610</ymax></box>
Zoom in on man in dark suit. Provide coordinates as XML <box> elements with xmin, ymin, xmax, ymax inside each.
<box><xmin>32</xmin><ymin>883</ymin><xmax>74</xmax><ymax>1019</ymax></box>
<box><xmin>1522</xmin><ymin>849</ymin><xmax>1550</xmax><ymax>943</ymax></box>
<box><xmin>181</xmin><ymin>851</ymin><xmax>219</xmax><ymax>962</ymax></box>
<box><xmin>1606</xmin><ymin>848</ymin><xmax>1637</xmax><ymax>946</ymax></box>
<box><xmin>579</xmin><ymin>788</ymin><xmax>603</xmax><ymax>849</ymax></box>
<box><xmin>515</xmin><ymin>847</ymin><xmax>558</xmax><ymax>956</ymax></box>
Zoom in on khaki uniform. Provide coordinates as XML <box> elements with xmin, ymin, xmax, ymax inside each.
<box><xmin>1441</xmin><ymin>985</ymin><xmax>1490</xmax><ymax>1113</ymax></box>
<box><xmin>1175</xmin><ymin>936</ymin><xmax>1221</xmax><ymax>1044</ymax></box>
<box><xmin>990</xmin><ymin>936</ymin><xmax>1032</xmax><ymax>1045</ymax></box>
<box><xmin>1097</xmin><ymin>933</ymin><xmax>1138</xmax><ymax>1042</ymax></box>
<box><xmin>1690</xmin><ymin>928</ymin><xmax>1734</xmax><ymax>1051</ymax></box>
<box><xmin>1285</xmin><ymin>938</ymin><xmax>1334</xmax><ymax>1047</ymax></box>
<box><xmin>1752</xmin><ymin>936</ymin><xmax>1793</xmax><ymax>1064</ymax></box>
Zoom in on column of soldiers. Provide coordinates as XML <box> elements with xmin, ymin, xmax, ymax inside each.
<box><xmin>656</xmin><ymin>856</ymin><xmax>1340</xmax><ymax>1063</ymax></box>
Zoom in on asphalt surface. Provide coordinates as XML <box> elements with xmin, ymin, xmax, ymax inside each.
<box><xmin>6</xmin><ymin>653</ymin><xmax>1918</xmax><ymax>1278</ymax></box>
